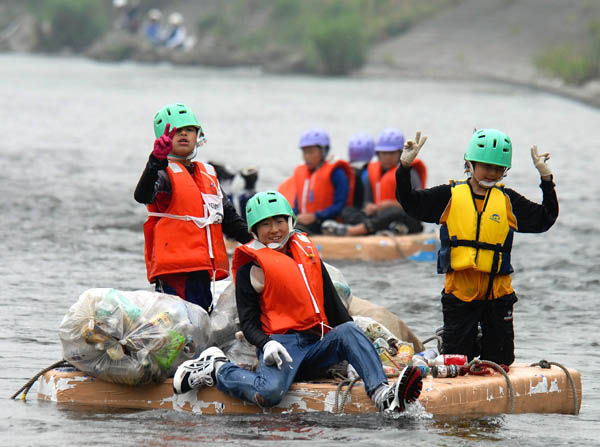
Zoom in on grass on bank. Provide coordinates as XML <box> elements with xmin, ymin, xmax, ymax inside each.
<box><xmin>25</xmin><ymin>0</ymin><xmax>111</xmax><ymax>52</ymax></box>
<box><xmin>535</xmin><ymin>20</ymin><xmax>600</xmax><ymax>85</ymax></box>
<box><xmin>196</xmin><ymin>0</ymin><xmax>455</xmax><ymax>75</ymax></box>
<box><xmin>20</xmin><ymin>0</ymin><xmax>454</xmax><ymax>75</ymax></box>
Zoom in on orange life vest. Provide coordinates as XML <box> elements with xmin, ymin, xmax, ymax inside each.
<box><xmin>292</xmin><ymin>158</ymin><xmax>355</xmax><ymax>214</ymax></box>
<box><xmin>143</xmin><ymin>161</ymin><xmax>229</xmax><ymax>283</ymax></box>
<box><xmin>367</xmin><ymin>161</ymin><xmax>398</xmax><ymax>204</ymax></box>
<box><xmin>411</xmin><ymin>158</ymin><xmax>427</xmax><ymax>189</ymax></box>
<box><xmin>367</xmin><ymin>158</ymin><xmax>427</xmax><ymax>204</ymax></box>
<box><xmin>231</xmin><ymin>232</ymin><xmax>329</xmax><ymax>336</ymax></box>
<box><xmin>277</xmin><ymin>175</ymin><xmax>296</xmax><ymax>207</ymax></box>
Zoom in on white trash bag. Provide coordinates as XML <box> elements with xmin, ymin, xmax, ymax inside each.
<box><xmin>59</xmin><ymin>288</ymin><xmax>210</xmax><ymax>385</ymax></box>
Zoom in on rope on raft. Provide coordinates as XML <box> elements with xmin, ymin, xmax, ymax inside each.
<box><xmin>421</xmin><ymin>334</ymin><xmax>443</xmax><ymax>353</ymax></box>
<box><xmin>375</xmin><ymin>230</ymin><xmax>409</xmax><ymax>257</ymax></box>
<box><xmin>10</xmin><ymin>359</ymin><xmax>72</xmax><ymax>401</ymax></box>
<box><xmin>333</xmin><ymin>376</ymin><xmax>361</xmax><ymax>414</ymax></box>
<box><xmin>530</xmin><ymin>359</ymin><xmax>579</xmax><ymax>415</ymax></box>
<box><xmin>464</xmin><ymin>358</ymin><xmax>515</xmax><ymax>414</ymax></box>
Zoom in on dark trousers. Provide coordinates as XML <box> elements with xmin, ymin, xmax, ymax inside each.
<box><xmin>341</xmin><ymin>206</ymin><xmax>423</xmax><ymax>234</ymax></box>
<box><xmin>441</xmin><ymin>291</ymin><xmax>518</xmax><ymax>366</ymax></box>
<box><xmin>155</xmin><ymin>270</ymin><xmax>213</xmax><ymax>313</ymax></box>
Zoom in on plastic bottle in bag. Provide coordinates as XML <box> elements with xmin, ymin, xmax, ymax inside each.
<box><xmin>396</xmin><ymin>343</ymin><xmax>415</xmax><ymax>365</ymax></box>
<box><xmin>152</xmin><ymin>329</ymin><xmax>186</xmax><ymax>369</ymax></box>
<box><xmin>373</xmin><ymin>337</ymin><xmax>391</xmax><ymax>362</ymax></box>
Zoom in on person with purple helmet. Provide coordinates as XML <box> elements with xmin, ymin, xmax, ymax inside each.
<box><xmin>322</xmin><ymin>128</ymin><xmax>426</xmax><ymax>236</ymax></box>
<box><xmin>347</xmin><ymin>132</ymin><xmax>375</xmax><ymax>209</ymax></box>
<box><xmin>285</xmin><ymin>128</ymin><xmax>355</xmax><ymax>234</ymax></box>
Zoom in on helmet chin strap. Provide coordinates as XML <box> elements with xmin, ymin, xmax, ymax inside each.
<box><xmin>252</xmin><ymin>216</ymin><xmax>296</xmax><ymax>251</ymax></box>
<box><xmin>167</xmin><ymin>132</ymin><xmax>206</xmax><ymax>161</ymax></box>
<box><xmin>466</xmin><ymin>161</ymin><xmax>507</xmax><ymax>189</ymax></box>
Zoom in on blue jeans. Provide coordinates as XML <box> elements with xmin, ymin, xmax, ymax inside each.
<box><xmin>216</xmin><ymin>321</ymin><xmax>388</xmax><ymax>407</ymax></box>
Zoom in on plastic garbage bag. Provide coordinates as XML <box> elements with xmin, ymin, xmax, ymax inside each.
<box><xmin>353</xmin><ymin>315</ymin><xmax>414</xmax><ymax>367</ymax></box>
<box><xmin>224</xmin><ymin>331</ymin><xmax>257</xmax><ymax>371</ymax></box>
<box><xmin>324</xmin><ymin>262</ymin><xmax>352</xmax><ymax>308</ymax></box>
<box><xmin>209</xmin><ymin>281</ymin><xmax>239</xmax><ymax>351</ymax></box>
<box><xmin>59</xmin><ymin>288</ymin><xmax>211</xmax><ymax>385</ymax></box>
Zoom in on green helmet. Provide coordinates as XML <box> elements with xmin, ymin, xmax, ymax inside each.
<box><xmin>153</xmin><ymin>103</ymin><xmax>202</xmax><ymax>138</ymax></box>
<box><xmin>245</xmin><ymin>191</ymin><xmax>296</xmax><ymax>232</ymax></box>
<box><xmin>464</xmin><ymin>129</ymin><xmax>512</xmax><ymax>168</ymax></box>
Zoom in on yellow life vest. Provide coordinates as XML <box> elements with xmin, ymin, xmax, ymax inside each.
<box><xmin>438</xmin><ymin>181</ymin><xmax>514</xmax><ymax>276</ymax></box>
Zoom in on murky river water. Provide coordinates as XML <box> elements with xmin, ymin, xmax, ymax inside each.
<box><xmin>1</xmin><ymin>54</ymin><xmax>599</xmax><ymax>446</ymax></box>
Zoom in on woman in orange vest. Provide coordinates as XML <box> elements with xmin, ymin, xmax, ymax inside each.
<box><xmin>322</xmin><ymin>128</ymin><xmax>425</xmax><ymax>236</ymax></box>
<box><xmin>291</xmin><ymin>128</ymin><xmax>354</xmax><ymax>234</ymax></box>
<box><xmin>134</xmin><ymin>103</ymin><xmax>252</xmax><ymax>312</ymax></box>
<box><xmin>173</xmin><ymin>191</ymin><xmax>422</xmax><ymax>414</ymax></box>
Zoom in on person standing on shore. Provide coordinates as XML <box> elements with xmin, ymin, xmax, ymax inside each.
<box><xmin>395</xmin><ymin>129</ymin><xmax>558</xmax><ymax>366</ymax></box>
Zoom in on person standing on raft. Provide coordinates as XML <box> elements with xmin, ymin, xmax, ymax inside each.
<box><xmin>395</xmin><ymin>129</ymin><xmax>558</xmax><ymax>366</ymax></box>
<box><xmin>134</xmin><ymin>103</ymin><xmax>251</xmax><ymax>313</ymax></box>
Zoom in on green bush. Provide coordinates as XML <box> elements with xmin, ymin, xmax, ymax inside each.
<box><xmin>535</xmin><ymin>46</ymin><xmax>593</xmax><ymax>85</ymax></box>
<box><xmin>27</xmin><ymin>0</ymin><xmax>110</xmax><ymax>52</ymax></box>
<box><xmin>307</xmin><ymin>14</ymin><xmax>366</xmax><ymax>76</ymax></box>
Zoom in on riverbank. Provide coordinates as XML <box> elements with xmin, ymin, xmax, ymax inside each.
<box><xmin>361</xmin><ymin>0</ymin><xmax>600</xmax><ymax>109</ymax></box>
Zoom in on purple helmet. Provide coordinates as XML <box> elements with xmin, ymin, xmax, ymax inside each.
<box><xmin>348</xmin><ymin>132</ymin><xmax>375</xmax><ymax>162</ymax></box>
<box><xmin>375</xmin><ymin>128</ymin><xmax>405</xmax><ymax>152</ymax></box>
<box><xmin>299</xmin><ymin>128</ymin><xmax>330</xmax><ymax>149</ymax></box>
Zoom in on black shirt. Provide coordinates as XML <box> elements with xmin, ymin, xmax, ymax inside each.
<box><xmin>395</xmin><ymin>165</ymin><xmax>559</xmax><ymax>233</ymax></box>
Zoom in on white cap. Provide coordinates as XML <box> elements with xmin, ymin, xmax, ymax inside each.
<box><xmin>148</xmin><ymin>9</ymin><xmax>162</xmax><ymax>20</ymax></box>
<box><xmin>168</xmin><ymin>12</ymin><xmax>184</xmax><ymax>25</ymax></box>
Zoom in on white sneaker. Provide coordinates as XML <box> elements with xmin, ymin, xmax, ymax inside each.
<box><xmin>173</xmin><ymin>346</ymin><xmax>228</xmax><ymax>394</ymax></box>
<box><xmin>373</xmin><ymin>366</ymin><xmax>422</xmax><ymax>414</ymax></box>
<box><xmin>321</xmin><ymin>220</ymin><xmax>348</xmax><ymax>236</ymax></box>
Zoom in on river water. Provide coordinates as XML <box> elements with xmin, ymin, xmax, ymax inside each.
<box><xmin>1</xmin><ymin>54</ymin><xmax>599</xmax><ymax>446</ymax></box>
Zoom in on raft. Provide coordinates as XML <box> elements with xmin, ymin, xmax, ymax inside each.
<box><xmin>37</xmin><ymin>363</ymin><xmax>581</xmax><ymax>417</ymax></box>
<box><xmin>226</xmin><ymin>232</ymin><xmax>438</xmax><ymax>261</ymax></box>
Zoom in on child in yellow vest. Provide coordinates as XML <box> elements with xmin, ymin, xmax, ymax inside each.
<box><xmin>396</xmin><ymin>129</ymin><xmax>558</xmax><ymax>366</ymax></box>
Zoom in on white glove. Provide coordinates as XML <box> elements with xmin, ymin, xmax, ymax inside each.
<box><xmin>530</xmin><ymin>145</ymin><xmax>552</xmax><ymax>178</ymax></box>
<box><xmin>401</xmin><ymin>131</ymin><xmax>428</xmax><ymax>166</ymax></box>
<box><xmin>263</xmin><ymin>340</ymin><xmax>293</xmax><ymax>369</ymax></box>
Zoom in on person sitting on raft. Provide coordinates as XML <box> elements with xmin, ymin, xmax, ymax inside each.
<box><xmin>322</xmin><ymin>128</ymin><xmax>425</xmax><ymax>236</ymax></box>
<box><xmin>346</xmin><ymin>132</ymin><xmax>375</xmax><ymax>209</ymax></box>
<box><xmin>395</xmin><ymin>129</ymin><xmax>559</xmax><ymax>366</ymax></box>
<box><xmin>285</xmin><ymin>128</ymin><xmax>355</xmax><ymax>235</ymax></box>
<box><xmin>173</xmin><ymin>191</ymin><xmax>422</xmax><ymax>414</ymax></box>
